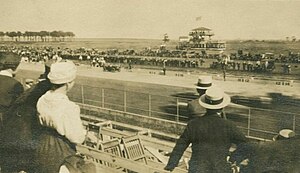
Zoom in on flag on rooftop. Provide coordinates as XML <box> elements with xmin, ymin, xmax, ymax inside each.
<box><xmin>196</xmin><ymin>16</ymin><xmax>202</xmax><ymax>21</ymax></box>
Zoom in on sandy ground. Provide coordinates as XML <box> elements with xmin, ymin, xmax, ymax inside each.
<box><xmin>18</xmin><ymin>62</ymin><xmax>300</xmax><ymax>100</ymax></box>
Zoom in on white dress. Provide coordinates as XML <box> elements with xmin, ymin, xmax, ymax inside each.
<box><xmin>37</xmin><ymin>91</ymin><xmax>86</xmax><ymax>144</ymax></box>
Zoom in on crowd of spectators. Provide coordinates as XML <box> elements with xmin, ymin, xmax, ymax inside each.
<box><xmin>230</xmin><ymin>50</ymin><xmax>300</xmax><ymax>63</ymax></box>
<box><xmin>211</xmin><ymin>59</ymin><xmax>276</xmax><ymax>73</ymax></box>
<box><xmin>0</xmin><ymin>45</ymin><xmax>299</xmax><ymax>74</ymax></box>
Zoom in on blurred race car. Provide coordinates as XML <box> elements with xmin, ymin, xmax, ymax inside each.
<box><xmin>103</xmin><ymin>64</ymin><xmax>121</xmax><ymax>72</ymax></box>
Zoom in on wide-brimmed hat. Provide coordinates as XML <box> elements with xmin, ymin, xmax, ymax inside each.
<box><xmin>198</xmin><ymin>86</ymin><xmax>231</xmax><ymax>109</ymax></box>
<box><xmin>273</xmin><ymin>129</ymin><xmax>296</xmax><ymax>141</ymax></box>
<box><xmin>280</xmin><ymin>129</ymin><xmax>295</xmax><ymax>138</ymax></box>
<box><xmin>195</xmin><ymin>76</ymin><xmax>213</xmax><ymax>89</ymax></box>
<box><xmin>48</xmin><ymin>60</ymin><xmax>77</xmax><ymax>84</ymax></box>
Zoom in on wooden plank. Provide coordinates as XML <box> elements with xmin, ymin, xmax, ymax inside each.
<box><xmin>145</xmin><ymin>146</ymin><xmax>169</xmax><ymax>164</ymax></box>
<box><xmin>140</xmin><ymin>135</ymin><xmax>192</xmax><ymax>158</ymax></box>
<box><xmin>95</xmin><ymin>164</ymin><xmax>124</xmax><ymax>173</ymax></box>
<box><xmin>147</xmin><ymin>160</ymin><xmax>187</xmax><ymax>173</ymax></box>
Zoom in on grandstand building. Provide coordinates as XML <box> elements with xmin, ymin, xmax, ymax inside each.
<box><xmin>178</xmin><ymin>27</ymin><xmax>226</xmax><ymax>55</ymax></box>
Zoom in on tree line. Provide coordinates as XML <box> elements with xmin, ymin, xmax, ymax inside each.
<box><xmin>0</xmin><ymin>31</ymin><xmax>75</xmax><ymax>42</ymax></box>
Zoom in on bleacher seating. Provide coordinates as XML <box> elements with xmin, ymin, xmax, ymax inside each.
<box><xmin>122</xmin><ymin>135</ymin><xmax>148</xmax><ymax>164</ymax></box>
<box><xmin>77</xmin><ymin>120</ymin><xmax>189</xmax><ymax>173</ymax></box>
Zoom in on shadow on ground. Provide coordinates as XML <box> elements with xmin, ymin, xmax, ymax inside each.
<box><xmin>231</xmin><ymin>92</ymin><xmax>300</xmax><ymax>113</ymax></box>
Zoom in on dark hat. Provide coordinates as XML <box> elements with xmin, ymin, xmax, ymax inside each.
<box><xmin>0</xmin><ymin>52</ymin><xmax>22</xmax><ymax>70</ymax></box>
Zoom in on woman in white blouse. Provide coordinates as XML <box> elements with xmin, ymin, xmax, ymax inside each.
<box><xmin>35</xmin><ymin>61</ymin><xmax>86</xmax><ymax>173</ymax></box>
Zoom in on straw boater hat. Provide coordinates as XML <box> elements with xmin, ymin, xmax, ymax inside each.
<box><xmin>195</xmin><ymin>76</ymin><xmax>213</xmax><ymax>90</ymax></box>
<box><xmin>48</xmin><ymin>61</ymin><xmax>77</xmax><ymax>84</ymax></box>
<box><xmin>198</xmin><ymin>86</ymin><xmax>231</xmax><ymax>109</ymax></box>
<box><xmin>273</xmin><ymin>129</ymin><xmax>296</xmax><ymax>141</ymax></box>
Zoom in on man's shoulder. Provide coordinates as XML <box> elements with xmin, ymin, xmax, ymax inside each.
<box><xmin>0</xmin><ymin>75</ymin><xmax>22</xmax><ymax>89</ymax></box>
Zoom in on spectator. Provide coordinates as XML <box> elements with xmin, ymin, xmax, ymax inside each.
<box><xmin>128</xmin><ymin>59</ymin><xmax>132</xmax><ymax>70</ymax></box>
<box><xmin>237</xmin><ymin>62</ymin><xmax>241</xmax><ymax>71</ymax></box>
<box><xmin>287</xmin><ymin>64</ymin><xmax>291</xmax><ymax>74</ymax></box>
<box><xmin>273</xmin><ymin>129</ymin><xmax>295</xmax><ymax>141</ymax></box>
<box><xmin>34</xmin><ymin>61</ymin><xmax>87</xmax><ymax>173</ymax></box>
<box><xmin>232</xmin><ymin>129</ymin><xmax>300</xmax><ymax>173</ymax></box>
<box><xmin>187</xmin><ymin>76</ymin><xmax>213</xmax><ymax>119</ymax></box>
<box><xmin>165</xmin><ymin>87</ymin><xmax>247</xmax><ymax>173</ymax></box>
<box><xmin>242</xmin><ymin>61</ymin><xmax>247</xmax><ymax>71</ymax></box>
<box><xmin>232</xmin><ymin>61</ymin><xmax>236</xmax><ymax>70</ymax></box>
<box><xmin>0</xmin><ymin>52</ymin><xmax>24</xmax><ymax>124</ymax></box>
<box><xmin>78</xmin><ymin>55</ymin><xmax>83</xmax><ymax>61</ymax></box>
<box><xmin>0</xmin><ymin>63</ymin><xmax>53</xmax><ymax>173</ymax></box>
<box><xmin>221</xmin><ymin>62</ymin><xmax>227</xmax><ymax>81</ymax></box>
<box><xmin>0</xmin><ymin>52</ymin><xmax>24</xmax><ymax>171</ymax></box>
<box><xmin>163</xmin><ymin>59</ymin><xmax>167</xmax><ymax>75</ymax></box>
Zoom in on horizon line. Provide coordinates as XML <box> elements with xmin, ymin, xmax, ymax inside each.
<box><xmin>75</xmin><ymin>37</ymin><xmax>295</xmax><ymax>41</ymax></box>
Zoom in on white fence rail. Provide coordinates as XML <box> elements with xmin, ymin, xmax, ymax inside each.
<box><xmin>69</xmin><ymin>84</ymin><xmax>300</xmax><ymax>141</ymax></box>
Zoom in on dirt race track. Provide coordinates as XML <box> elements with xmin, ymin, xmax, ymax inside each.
<box><xmin>17</xmin><ymin>62</ymin><xmax>300</xmax><ymax>102</ymax></box>
<box><xmin>17</xmin><ymin>62</ymin><xmax>300</xmax><ymax>139</ymax></box>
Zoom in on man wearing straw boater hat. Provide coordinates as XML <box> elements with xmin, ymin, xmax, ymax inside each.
<box><xmin>165</xmin><ymin>86</ymin><xmax>247</xmax><ymax>173</ymax></box>
<box><xmin>187</xmin><ymin>76</ymin><xmax>213</xmax><ymax>119</ymax></box>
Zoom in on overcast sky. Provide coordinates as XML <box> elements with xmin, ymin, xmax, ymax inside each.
<box><xmin>1</xmin><ymin>0</ymin><xmax>299</xmax><ymax>40</ymax></box>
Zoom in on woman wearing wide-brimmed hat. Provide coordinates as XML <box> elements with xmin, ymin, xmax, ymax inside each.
<box><xmin>34</xmin><ymin>61</ymin><xmax>87</xmax><ymax>173</ymax></box>
<box><xmin>165</xmin><ymin>86</ymin><xmax>247</xmax><ymax>173</ymax></box>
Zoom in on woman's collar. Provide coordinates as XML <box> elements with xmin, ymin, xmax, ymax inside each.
<box><xmin>0</xmin><ymin>69</ymin><xmax>13</xmax><ymax>77</ymax></box>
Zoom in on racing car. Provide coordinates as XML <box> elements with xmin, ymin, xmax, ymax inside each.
<box><xmin>103</xmin><ymin>64</ymin><xmax>121</xmax><ymax>72</ymax></box>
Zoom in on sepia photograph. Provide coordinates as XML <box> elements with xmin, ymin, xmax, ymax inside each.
<box><xmin>0</xmin><ymin>0</ymin><xmax>300</xmax><ymax>172</ymax></box>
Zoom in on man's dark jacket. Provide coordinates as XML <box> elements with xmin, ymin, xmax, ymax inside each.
<box><xmin>165</xmin><ymin>113</ymin><xmax>247</xmax><ymax>173</ymax></box>
<box><xmin>0</xmin><ymin>75</ymin><xmax>24</xmax><ymax>116</ymax></box>
<box><xmin>0</xmin><ymin>80</ymin><xmax>51</xmax><ymax>172</ymax></box>
<box><xmin>231</xmin><ymin>138</ymin><xmax>300</xmax><ymax>173</ymax></box>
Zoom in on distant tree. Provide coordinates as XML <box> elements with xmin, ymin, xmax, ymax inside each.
<box><xmin>58</xmin><ymin>31</ymin><xmax>66</xmax><ymax>41</ymax></box>
<box><xmin>24</xmin><ymin>31</ymin><xmax>34</xmax><ymax>41</ymax></box>
<box><xmin>32</xmin><ymin>31</ymin><xmax>39</xmax><ymax>41</ymax></box>
<box><xmin>0</xmin><ymin>31</ymin><xmax>5</xmax><ymax>41</ymax></box>
<box><xmin>16</xmin><ymin>31</ymin><xmax>22</xmax><ymax>41</ymax></box>
<box><xmin>6</xmin><ymin>32</ymin><xmax>11</xmax><ymax>40</ymax></box>
<box><xmin>6</xmin><ymin>31</ymin><xmax>17</xmax><ymax>41</ymax></box>
<box><xmin>50</xmin><ymin>31</ymin><xmax>59</xmax><ymax>41</ymax></box>
<box><xmin>0</xmin><ymin>30</ymin><xmax>75</xmax><ymax>42</ymax></box>
<box><xmin>65</xmin><ymin>31</ymin><xmax>75</xmax><ymax>41</ymax></box>
<box><xmin>40</xmin><ymin>31</ymin><xmax>49</xmax><ymax>42</ymax></box>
